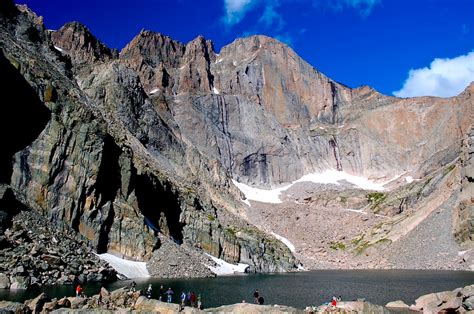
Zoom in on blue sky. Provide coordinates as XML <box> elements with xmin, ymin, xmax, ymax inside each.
<box><xmin>17</xmin><ymin>0</ymin><xmax>474</xmax><ymax>97</ymax></box>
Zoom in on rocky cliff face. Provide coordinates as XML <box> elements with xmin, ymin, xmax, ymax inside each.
<box><xmin>0</xmin><ymin>0</ymin><xmax>472</xmax><ymax>277</ymax></box>
<box><xmin>0</xmin><ymin>2</ymin><xmax>296</xmax><ymax>276</ymax></box>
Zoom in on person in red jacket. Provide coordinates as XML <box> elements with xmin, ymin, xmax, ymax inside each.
<box><xmin>76</xmin><ymin>284</ymin><xmax>82</xmax><ymax>297</ymax></box>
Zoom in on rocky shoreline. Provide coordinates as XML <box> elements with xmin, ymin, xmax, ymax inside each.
<box><xmin>1</xmin><ymin>284</ymin><xmax>474</xmax><ymax>313</ymax></box>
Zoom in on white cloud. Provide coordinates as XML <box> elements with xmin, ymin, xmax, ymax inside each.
<box><xmin>393</xmin><ymin>51</ymin><xmax>474</xmax><ymax>98</ymax></box>
<box><xmin>223</xmin><ymin>0</ymin><xmax>258</xmax><ymax>25</ymax></box>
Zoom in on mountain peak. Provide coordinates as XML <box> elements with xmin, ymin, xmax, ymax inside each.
<box><xmin>51</xmin><ymin>21</ymin><xmax>115</xmax><ymax>65</ymax></box>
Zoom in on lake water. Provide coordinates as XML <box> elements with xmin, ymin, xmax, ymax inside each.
<box><xmin>1</xmin><ymin>270</ymin><xmax>473</xmax><ymax>309</ymax></box>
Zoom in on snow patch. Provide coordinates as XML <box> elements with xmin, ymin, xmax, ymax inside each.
<box><xmin>295</xmin><ymin>170</ymin><xmax>386</xmax><ymax>191</ymax></box>
<box><xmin>271</xmin><ymin>232</ymin><xmax>295</xmax><ymax>252</ymax></box>
<box><xmin>232</xmin><ymin>179</ymin><xmax>291</xmax><ymax>204</ymax></box>
<box><xmin>232</xmin><ymin>170</ymin><xmax>386</xmax><ymax>204</ymax></box>
<box><xmin>205</xmin><ymin>253</ymin><xmax>249</xmax><ymax>275</ymax></box>
<box><xmin>342</xmin><ymin>208</ymin><xmax>367</xmax><ymax>215</ymax></box>
<box><xmin>54</xmin><ymin>46</ymin><xmax>64</xmax><ymax>53</ymax></box>
<box><xmin>405</xmin><ymin>176</ymin><xmax>414</xmax><ymax>183</ymax></box>
<box><xmin>233</xmin><ymin>60</ymin><xmax>237</xmax><ymax>66</ymax></box>
<box><xmin>212</xmin><ymin>87</ymin><xmax>220</xmax><ymax>94</ymax></box>
<box><xmin>96</xmin><ymin>253</ymin><xmax>150</xmax><ymax>279</ymax></box>
<box><xmin>216</xmin><ymin>58</ymin><xmax>223</xmax><ymax>63</ymax></box>
<box><xmin>243</xmin><ymin>198</ymin><xmax>251</xmax><ymax>207</ymax></box>
<box><xmin>149</xmin><ymin>88</ymin><xmax>160</xmax><ymax>94</ymax></box>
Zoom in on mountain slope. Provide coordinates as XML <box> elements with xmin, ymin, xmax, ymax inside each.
<box><xmin>0</xmin><ymin>0</ymin><xmax>473</xmax><ymax>279</ymax></box>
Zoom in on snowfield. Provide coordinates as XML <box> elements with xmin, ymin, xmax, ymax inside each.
<box><xmin>233</xmin><ymin>169</ymin><xmax>387</xmax><ymax>204</ymax></box>
<box><xmin>96</xmin><ymin>253</ymin><xmax>150</xmax><ymax>278</ymax></box>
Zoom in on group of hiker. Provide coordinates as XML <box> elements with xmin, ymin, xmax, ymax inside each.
<box><xmin>74</xmin><ymin>284</ymin><xmax>281</xmax><ymax>309</ymax></box>
<box><xmin>144</xmin><ymin>284</ymin><xmax>203</xmax><ymax>309</ymax></box>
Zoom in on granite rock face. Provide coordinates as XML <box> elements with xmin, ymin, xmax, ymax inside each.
<box><xmin>0</xmin><ymin>0</ymin><xmax>473</xmax><ymax>279</ymax></box>
<box><xmin>0</xmin><ymin>1</ymin><xmax>297</xmax><ymax>278</ymax></box>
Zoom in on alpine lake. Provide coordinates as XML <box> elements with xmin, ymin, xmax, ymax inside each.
<box><xmin>1</xmin><ymin>270</ymin><xmax>473</xmax><ymax>309</ymax></box>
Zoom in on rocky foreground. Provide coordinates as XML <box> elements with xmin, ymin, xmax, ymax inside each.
<box><xmin>0</xmin><ymin>197</ymin><xmax>117</xmax><ymax>289</ymax></box>
<box><xmin>2</xmin><ymin>284</ymin><xmax>474</xmax><ymax>313</ymax></box>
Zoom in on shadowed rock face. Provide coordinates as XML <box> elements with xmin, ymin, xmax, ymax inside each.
<box><xmin>0</xmin><ymin>0</ymin><xmax>472</xmax><ymax>274</ymax></box>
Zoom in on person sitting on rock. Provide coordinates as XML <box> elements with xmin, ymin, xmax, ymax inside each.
<box><xmin>258</xmin><ymin>295</ymin><xmax>265</xmax><ymax>305</ymax></box>
<box><xmin>166</xmin><ymin>287</ymin><xmax>174</xmax><ymax>303</ymax></box>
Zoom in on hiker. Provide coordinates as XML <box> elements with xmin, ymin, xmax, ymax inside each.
<box><xmin>159</xmin><ymin>285</ymin><xmax>165</xmax><ymax>301</ymax></box>
<box><xmin>166</xmin><ymin>287</ymin><xmax>174</xmax><ymax>303</ymax></box>
<box><xmin>130</xmin><ymin>281</ymin><xmax>136</xmax><ymax>292</ymax></box>
<box><xmin>253</xmin><ymin>289</ymin><xmax>259</xmax><ymax>303</ymax></box>
<box><xmin>331</xmin><ymin>296</ymin><xmax>337</xmax><ymax>307</ymax></box>
<box><xmin>146</xmin><ymin>284</ymin><xmax>152</xmax><ymax>299</ymax></box>
<box><xmin>180</xmin><ymin>292</ymin><xmax>186</xmax><ymax>306</ymax></box>
<box><xmin>337</xmin><ymin>295</ymin><xmax>342</xmax><ymax>302</ymax></box>
<box><xmin>198</xmin><ymin>294</ymin><xmax>202</xmax><ymax>309</ymax></box>
<box><xmin>186</xmin><ymin>291</ymin><xmax>191</xmax><ymax>306</ymax></box>
<box><xmin>190</xmin><ymin>291</ymin><xmax>197</xmax><ymax>307</ymax></box>
<box><xmin>258</xmin><ymin>295</ymin><xmax>265</xmax><ymax>305</ymax></box>
<box><xmin>75</xmin><ymin>284</ymin><xmax>82</xmax><ymax>297</ymax></box>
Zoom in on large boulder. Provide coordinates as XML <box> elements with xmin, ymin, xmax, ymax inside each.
<box><xmin>385</xmin><ymin>300</ymin><xmax>409</xmax><ymax>309</ymax></box>
<box><xmin>205</xmin><ymin>303</ymin><xmax>302</xmax><ymax>313</ymax></box>
<box><xmin>26</xmin><ymin>292</ymin><xmax>51</xmax><ymax>312</ymax></box>
<box><xmin>0</xmin><ymin>300</ymin><xmax>29</xmax><ymax>314</ymax></box>
<box><xmin>0</xmin><ymin>273</ymin><xmax>10</xmax><ymax>289</ymax></box>
<box><xmin>133</xmin><ymin>296</ymin><xmax>181</xmax><ymax>313</ymax></box>
<box><xmin>464</xmin><ymin>295</ymin><xmax>474</xmax><ymax>310</ymax></box>
<box><xmin>9</xmin><ymin>276</ymin><xmax>29</xmax><ymax>289</ymax></box>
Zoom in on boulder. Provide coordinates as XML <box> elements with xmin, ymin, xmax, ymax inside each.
<box><xmin>0</xmin><ymin>273</ymin><xmax>10</xmax><ymax>289</ymax></box>
<box><xmin>0</xmin><ymin>300</ymin><xmax>29</xmax><ymax>313</ymax></box>
<box><xmin>56</xmin><ymin>297</ymin><xmax>71</xmax><ymax>308</ymax></box>
<box><xmin>26</xmin><ymin>292</ymin><xmax>51</xmax><ymax>312</ymax></box>
<box><xmin>42</xmin><ymin>300</ymin><xmax>59</xmax><ymax>312</ymax></box>
<box><xmin>205</xmin><ymin>302</ymin><xmax>301</xmax><ymax>313</ymax></box>
<box><xmin>68</xmin><ymin>297</ymin><xmax>88</xmax><ymax>309</ymax></box>
<box><xmin>385</xmin><ymin>300</ymin><xmax>409</xmax><ymax>309</ymax></box>
<box><xmin>438</xmin><ymin>296</ymin><xmax>462</xmax><ymax>312</ymax></box>
<box><xmin>461</xmin><ymin>284</ymin><xmax>474</xmax><ymax>298</ymax></box>
<box><xmin>464</xmin><ymin>295</ymin><xmax>474</xmax><ymax>310</ymax></box>
<box><xmin>133</xmin><ymin>296</ymin><xmax>181</xmax><ymax>313</ymax></box>
<box><xmin>9</xmin><ymin>276</ymin><xmax>29</xmax><ymax>289</ymax></box>
<box><xmin>41</xmin><ymin>254</ymin><xmax>62</xmax><ymax>266</ymax></box>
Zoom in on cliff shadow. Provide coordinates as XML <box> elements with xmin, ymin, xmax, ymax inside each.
<box><xmin>0</xmin><ymin>51</ymin><xmax>51</xmax><ymax>183</ymax></box>
<box><xmin>133</xmin><ymin>170</ymin><xmax>184</xmax><ymax>244</ymax></box>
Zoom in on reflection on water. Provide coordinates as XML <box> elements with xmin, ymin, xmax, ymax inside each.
<box><xmin>1</xmin><ymin>270</ymin><xmax>473</xmax><ymax>309</ymax></box>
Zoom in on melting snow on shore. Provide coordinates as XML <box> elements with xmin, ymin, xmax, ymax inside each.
<box><xmin>232</xmin><ymin>170</ymin><xmax>386</xmax><ymax>204</ymax></box>
<box><xmin>205</xmin><ymin>253</ymin><xmax>249</xmax><ymax>275</ymax></box>
<box><xmin>271</xmin><ymin>232</ymin><xmax>296</xmax><ymax>252</ymax></box>
<box><xmin>96</xmin><ymin>253</ymin><xmax>150</xmax><ymax>278</ymax></box>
